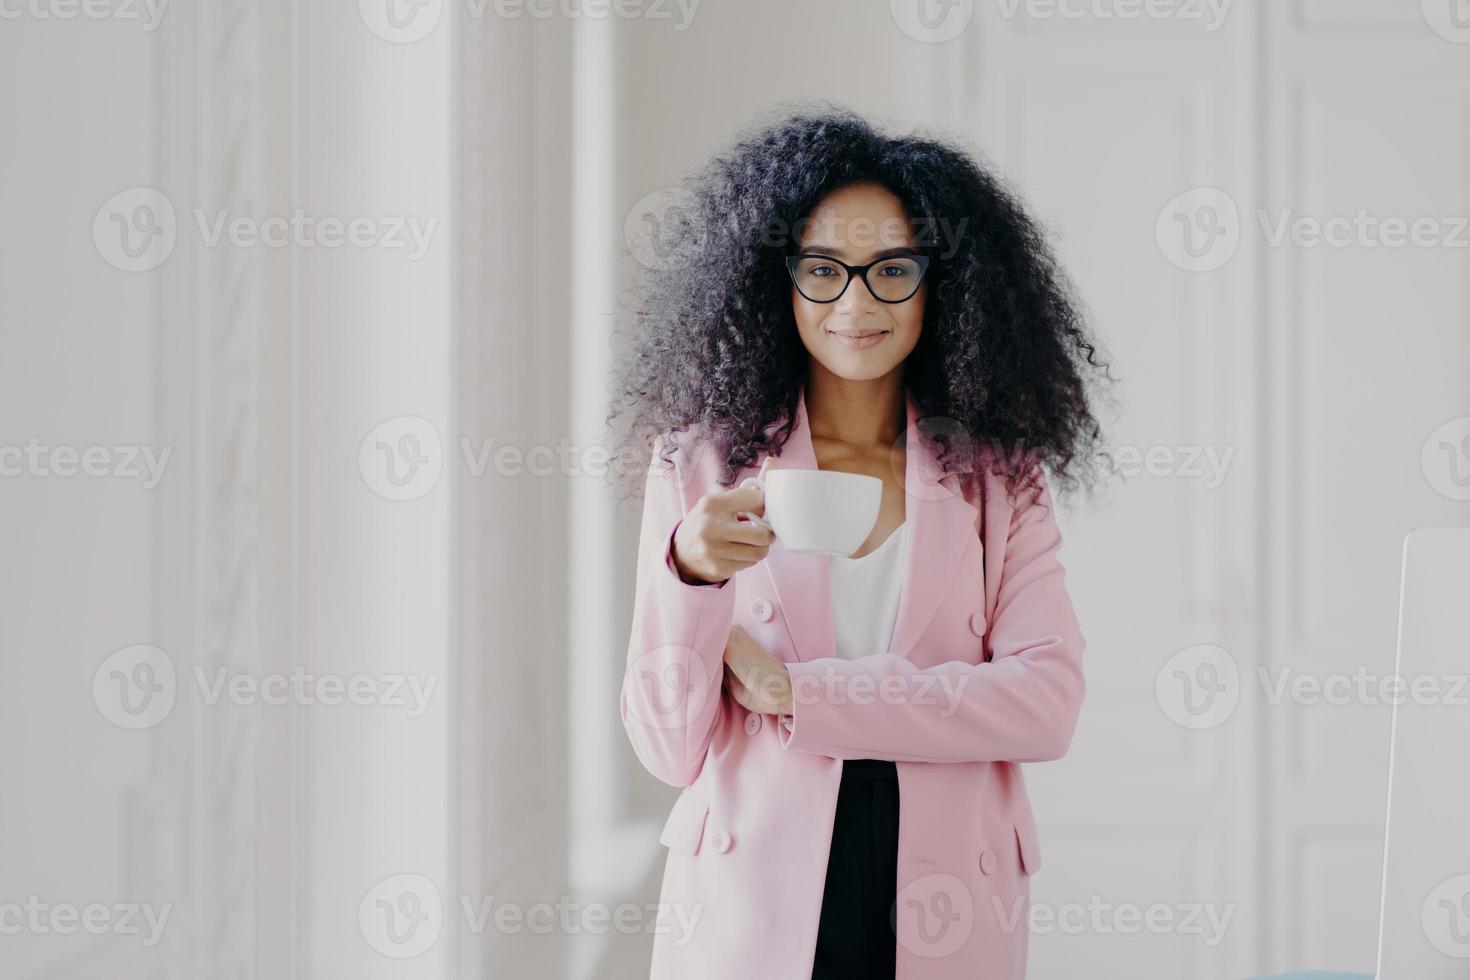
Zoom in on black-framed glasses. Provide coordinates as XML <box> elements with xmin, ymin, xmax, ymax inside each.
<box><xmin>785</xmin><ymin>253</ymin><xmax>931</xmax><ymax>304</ymax></box>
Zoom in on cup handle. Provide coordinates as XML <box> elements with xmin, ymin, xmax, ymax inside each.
<box><xmin>735</xmin><ymin>476</ymin><xmax>774</xmax><ymax>532</ymax></box>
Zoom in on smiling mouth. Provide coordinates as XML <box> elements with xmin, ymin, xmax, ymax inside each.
<box><xmin>828</xmin><ymin>328</ymin><xmax>889</xmax><ymax>349</ymax></box>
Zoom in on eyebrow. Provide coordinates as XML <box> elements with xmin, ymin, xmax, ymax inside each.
<box><xmin>797</xmin><ymin>245</ymin><xmax>921</xmax><ymax>260</ymax></box>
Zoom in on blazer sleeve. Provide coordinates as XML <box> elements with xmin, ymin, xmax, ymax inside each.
<box><xmin>619</xmin><ymin>433</ymin><xmax>737</xmax><ymax>787</ymax></box>
<box><xmin>775</xmin><ymin>468</ymin><xmax>1087</xmax><ymax>764</ymax></box>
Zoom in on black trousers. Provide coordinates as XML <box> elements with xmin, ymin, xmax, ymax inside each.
<box><xmin>811</xmin><ymin>758</ymin><xmax>900</xmax><ymax>980</ymax></box>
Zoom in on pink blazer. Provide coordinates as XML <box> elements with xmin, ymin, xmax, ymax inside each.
<box><xmin>621</xmin><ymin>386</ymin><xmax>1087</xmax><ymax>980</ymax></box>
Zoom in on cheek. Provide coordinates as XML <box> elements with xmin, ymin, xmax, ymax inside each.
<box><xmin>791</xmin><ymin>296</ymin><xmax>824</xmax><ymax>343</ymax></box>
<box><xmin>893</xmin><ymin>295</ymin><xmax>925</xmax><ymax>339</ymax></box>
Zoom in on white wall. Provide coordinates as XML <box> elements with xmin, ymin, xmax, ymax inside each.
<box><xmin>2</xmin><ymin>2</ymin><xmax>457</xmax><ymax>978</ymax></box>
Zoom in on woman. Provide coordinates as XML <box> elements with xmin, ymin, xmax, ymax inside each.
<box><xmin>611</xmin><ymin>109</ymin><xmax>1111</xmax><ymax>980</ymax></box>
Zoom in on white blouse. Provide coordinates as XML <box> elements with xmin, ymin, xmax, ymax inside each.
<box><xmin>828</xmin><ymin>522</ymin><xmax>907</xmax><ymax>660</ymax></box>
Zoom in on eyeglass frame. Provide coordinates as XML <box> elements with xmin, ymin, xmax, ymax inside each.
<box><xmin>784</xmin><ymin>252</ymin><xmax>932</xmax><ymax>305</ymax></box>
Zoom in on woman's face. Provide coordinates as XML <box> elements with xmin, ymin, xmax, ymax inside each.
<box><xmin>790</xmin><ymin>182</ymin><xmax>926</xmax><ymax>383</ymax></box>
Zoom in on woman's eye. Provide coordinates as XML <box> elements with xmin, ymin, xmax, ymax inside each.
<box><xmin>810</xmin><ymin>265</ymin><xmax>837</xmax><ymax>277</ymax></box>
<box><xmin>877</xmin><ymin>264</ymin><xmax>907</xmax><ymax>277</ymax></box>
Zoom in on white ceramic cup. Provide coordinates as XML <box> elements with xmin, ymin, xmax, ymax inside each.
<box><xmin>738</xmin><ymin>469</ymin><xmax>883</xmax><ymax>557</ymax></box>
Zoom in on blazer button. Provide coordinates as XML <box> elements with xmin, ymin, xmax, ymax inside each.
<box><xmin>750</xmin><ymin>598</ymin><xmax>774</xmax><ymax>622</ymax></box>
<box><xmin>969</xmin><ymin>611</ymin><xmax>987</xmax><ymax>637</ymax></box>
<box><xmin>978</xmin><ymin>849</ymin><xmax>996</xmax><ymax>875</ymax></box>
<box><xmin>712</xmin><ymin>830</ymin><xmax>733</xmax><ymax>853</ymax></box>
<box><xmin>745</xmin><ymin>713</ymin><xmax>763</xmax><ymax>735</ymax></box>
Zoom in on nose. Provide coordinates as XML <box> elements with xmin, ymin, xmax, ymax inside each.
<box><xmin>834</xmin><ymin>271</ymin><xmax>881</xmax><ymax>312</ymax></box>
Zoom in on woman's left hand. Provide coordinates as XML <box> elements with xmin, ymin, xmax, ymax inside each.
<box><xmin>723</xmin><ymin>625</ymin><xmax>793</xmax><ymax>716</ymax></box>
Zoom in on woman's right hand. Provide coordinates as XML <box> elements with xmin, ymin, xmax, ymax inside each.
<box><xmin>671</xmin><ymin>458</ymin><xmax>776</xmax><ymax>585</ymax></box>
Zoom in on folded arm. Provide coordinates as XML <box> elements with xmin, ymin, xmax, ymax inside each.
<box><xmin>775</xmin><ymin>470</ymin><xmax>1087</xmax><ymax>764</ymax></box>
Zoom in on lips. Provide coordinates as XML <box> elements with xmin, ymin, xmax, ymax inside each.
<box><xmin>828</xmin><ymin>329</ymin><xmax>889</xmax><ymax>350</ymax></box>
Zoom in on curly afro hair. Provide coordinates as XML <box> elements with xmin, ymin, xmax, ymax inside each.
<box><xmin>608</xmin><ymin>105</ymin><xmax>1115</xmax><ymax>505</ymax></box>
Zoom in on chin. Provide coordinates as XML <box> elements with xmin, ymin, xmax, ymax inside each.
<box><xmin>820</xmin><ymin>356</ymin><xmax>901</xmax><ymax>382</ymax></box>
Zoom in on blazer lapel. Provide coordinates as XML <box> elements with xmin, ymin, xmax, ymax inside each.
<box><xmin>758</xmin><ymin>386</ymin><xmax>979</xmax><ymax>664</ymax></box>
<box><xmin>758</xmin><ymin>388</ymin><xmax>834</xmax><ymax>664</ymax></box>
<box><xmin>978</xmin><ymin>463</ymin><xmax>1012</xmax><ymax>651</ymax></box>
<box><xmin>886</xmin><ymin>399</ymin><xmax>978</xmax><ymax>663</ymax></box>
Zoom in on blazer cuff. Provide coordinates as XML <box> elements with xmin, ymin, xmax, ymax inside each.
<box><xmin>774</xmin><ymin>661</ymin><xmax>834</xmax><ymax>755</ymax></box>
<box><xmin>776</xmin><ymin>712</ymin><xmax>796</xmax><ymax>747</ymax></box>
<box><xmin>662</xmin><ymin>519</ymin><xmax>730</xmax><ymax>593</ymax></box>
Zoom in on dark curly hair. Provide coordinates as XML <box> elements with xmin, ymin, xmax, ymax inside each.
<box><xmin>608</xmin><ymin>105</ymin><xmax>1115</xmax><ymax>505</ymax></box>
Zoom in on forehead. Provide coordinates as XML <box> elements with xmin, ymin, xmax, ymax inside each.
<box><xmin>797</xmin><ymin>182</ymin><xmax>916</xmax><ymax>255</ymax></box>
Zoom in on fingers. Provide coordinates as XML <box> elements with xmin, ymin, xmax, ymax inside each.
<box><xmin>717</xmin><ymin>484</ymin><xmax>765</xmax><ymax>517</ymax></box>
<box><xmin>716</xmin><ymin>554</ymin><xmax>769</xmax><ymax>582</ymax></box>
<box><xmin>724</xmin><ymin>666</ymin><xmax>756</xmax><ymax>713</ymax></box>
<box><xmin>718</xmin><ymin>546</ymin><xmax>771</xmax><ymax>569</ymax></box>
<box><xmin>723</xmin><ymin>659</ymin><xmax>784</xmax><ymax>716</ymax></box>
<box><xmin>721</xmin><ymin>517</ymin><xmax>775</xmax><ymax>547</ymax></box>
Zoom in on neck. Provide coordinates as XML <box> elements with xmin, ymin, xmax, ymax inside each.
<box><xmin>803</xmin><ymin>364</ymin><xmax>906</xmax><ymax>450</ymax></box>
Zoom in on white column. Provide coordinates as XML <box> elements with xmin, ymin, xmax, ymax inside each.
<box><xmin>296</xmin><ymin>2</ymin><xmax>455</xmax><ymax>977</ymax></box>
